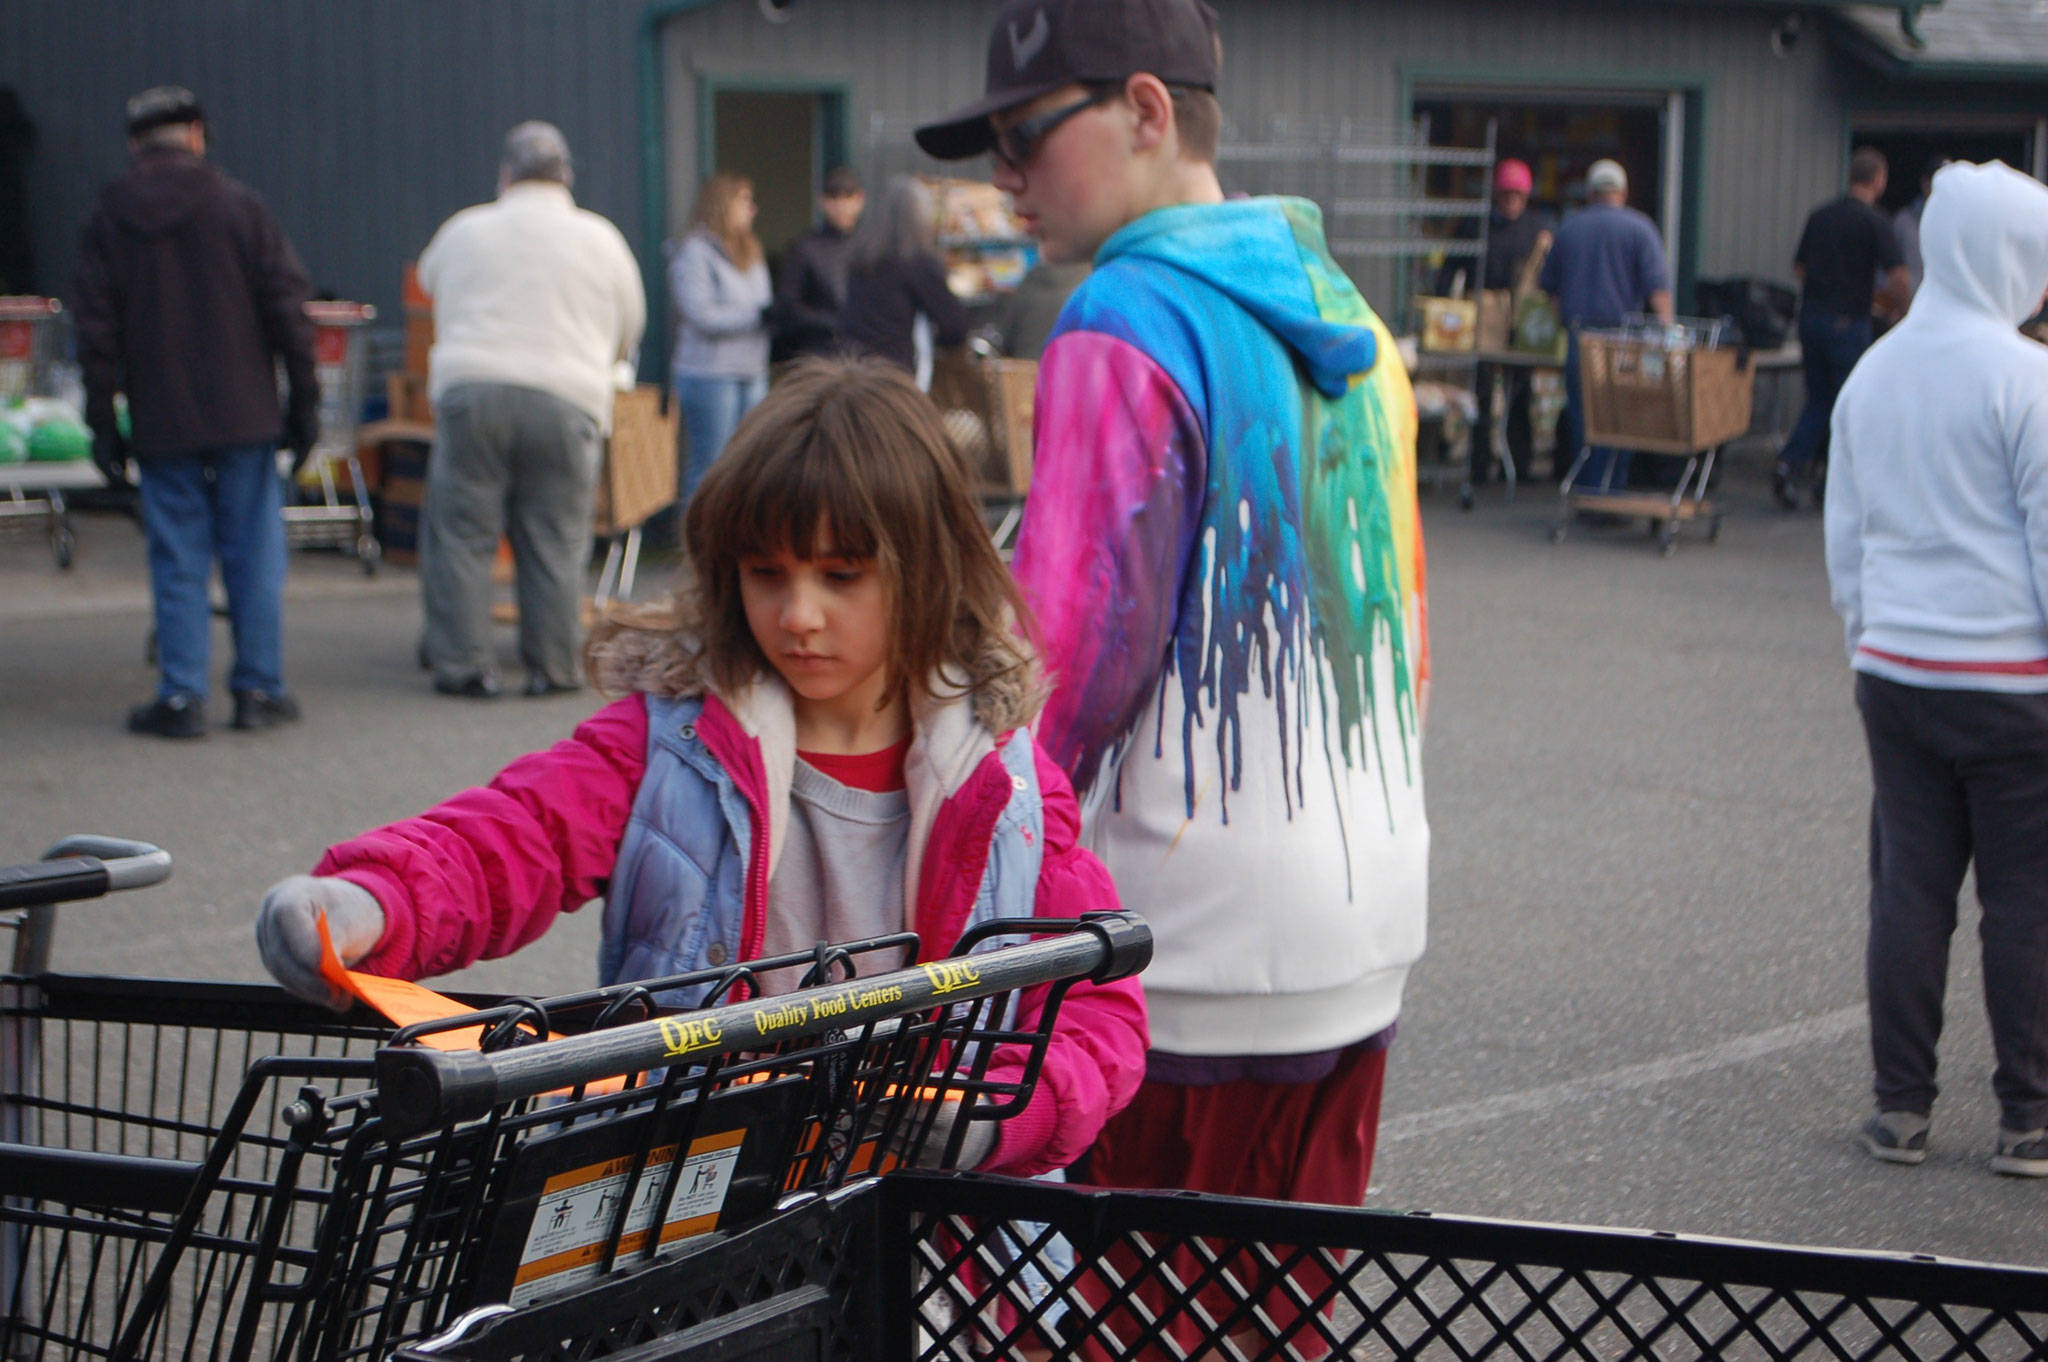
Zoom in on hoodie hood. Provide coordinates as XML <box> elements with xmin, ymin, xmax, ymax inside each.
<box><xmin>1916</xmin><ymin>160</ymin><xmax>2048</xmax><ymax>327</ymax></box>
<box><xmin>1095</xmin><ymin>197</ymin><xmax>1377</xmax><ymax>398</ymax></box>
<box><xmin>105</xmin><ymin>147</ymin><xmax>216</xmax><ymax>238</ymax></box>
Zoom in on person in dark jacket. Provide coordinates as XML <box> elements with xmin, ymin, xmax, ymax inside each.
<box><xmin>836</xmin><ymin>176</ymin><xmax>971</xmax><ymax>383</ymax></box>
<box><xmin>772</xmin><ymin>165</ymin><xmax>863</xmax><ymax>361</ymax></box>
<box><xmin>75</xmin><ymin>86</ymin><xmax>318</xmax><ymax>739</ymax></box>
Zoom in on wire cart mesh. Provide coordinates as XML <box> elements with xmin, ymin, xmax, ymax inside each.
<box><xmin>0</xmin><ymin>837</ymin><xmax>1150</xmax><ymax>1361</ymax></box>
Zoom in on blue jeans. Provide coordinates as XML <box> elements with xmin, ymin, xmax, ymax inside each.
<box><xmin>136</xmin><ymin>445</ymin><xmax>287</xmax><ymax>702</ymax></box>
<box><xmin>1563</xmin><ymin>327</ymin><xmax>1632</xmax><ymax>492</ymax></box>
<box><xmin>673</xmin><ymin>372</ymin><xmax>768</xmax><ymax>504</ymax></box>
<box><xmin>1780</xmin><ymin>311</ymin><xmax>1873</xmax><ymax>475</ymax></box>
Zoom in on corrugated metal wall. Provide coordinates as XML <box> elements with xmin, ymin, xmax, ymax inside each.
<box><xmin>0</xmin><ymin>0</ymin><xmax>648</xmax><ymax>331</ymax></box>
<box><xmin>657</xmin><ymin>0</ymin><xmax>1855</xmax><ymax>295</ymax></box>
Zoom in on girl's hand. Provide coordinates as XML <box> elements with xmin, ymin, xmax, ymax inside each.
<box><xmin>895</xmin><ymin>1097</ymin><xmax>998</xmax><ymax>1171</ymax></box>
<box><xmin>255</xmin><ymin>874</ymin><xmax>386</xmax><ymax>1010</ymax></box>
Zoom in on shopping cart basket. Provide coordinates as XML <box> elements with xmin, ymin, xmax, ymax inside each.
<box><xmin>0</xmin><ymin>836</ymin><xmax>1150</xmax><ymax>1362</ymax></box>
<box><xmin>400</xmin><ymin>1170</ymin><xmax>2048</xmax><ymax>1362</ymax></box>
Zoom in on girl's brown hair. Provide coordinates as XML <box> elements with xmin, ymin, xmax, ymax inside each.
<box><xmin>689</xmin><ymin>172</ymin><xmax>762</xmax><ymax>271</ymax></box>
<box><xmin>590</xmin><ymin>357</ymin><xmax>1043</xmax><ymax>729</ymax></box>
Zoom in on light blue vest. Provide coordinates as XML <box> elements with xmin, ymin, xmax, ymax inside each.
<box><xmin>600</xmin><ymin>694</ymin><xmax>1048</xmax><ymax>1007</ymax></box>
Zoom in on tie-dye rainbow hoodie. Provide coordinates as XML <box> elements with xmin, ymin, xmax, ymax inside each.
<box><xmin>1013</xmin><ymin>195</ymin><xmax>1428</xmax><ymax>1057</ymax></box>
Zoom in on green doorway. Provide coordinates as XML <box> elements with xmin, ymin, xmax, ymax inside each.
<box><xmin>702</xmin><ymin>84</ymin><xmax>850</xmax><ymax>261</ymax></box>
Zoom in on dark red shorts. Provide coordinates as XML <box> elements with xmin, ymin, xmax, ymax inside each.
<box><xmin>1069</xmin><ymin>1043</ymin><xmax>1389</xmax><ymax>1357</ymax></box>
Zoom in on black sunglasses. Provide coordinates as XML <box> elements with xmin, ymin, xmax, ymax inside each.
<box><xmin>991</xmin><ymin>89</ymin><xmax>1117</xmax><ymax>170</ymax></box>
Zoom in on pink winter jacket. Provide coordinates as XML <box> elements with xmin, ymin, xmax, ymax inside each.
<box><xmin>315</xmin><ymin>693</ymin><xmax>1148</xmax><ymax>1178</ymax></box>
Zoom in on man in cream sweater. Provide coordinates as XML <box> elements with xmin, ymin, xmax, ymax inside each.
<box><xmin>416</xmin><ymin>121</ymin><xmax>644</xmax><ymax>698</ymax></box>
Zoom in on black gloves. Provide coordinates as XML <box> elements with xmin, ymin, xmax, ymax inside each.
<box><xmin>91</xmin><ymin>427</ymin><xmax>132</xmax><ymax>489</ymax></box>
<box><xmin>284</xmin><ymin>407</ymin><xmax>319</xmax><ymax>473</ymax></box>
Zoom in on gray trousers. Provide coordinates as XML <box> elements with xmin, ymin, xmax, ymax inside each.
<box><xmin>421</xmin><ymin>383</ymin><xmax>600</xmax><ymax>688</ymax></box>
<box><xmin>1857</xmin><ymin>672</ymin><xmax>2048</xmax><ymax>1132</ymax></box>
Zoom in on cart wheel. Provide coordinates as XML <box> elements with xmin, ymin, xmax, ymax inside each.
<box><xmin>356</xmin><ymin>534</ymin><xmax>382</xmax><ymax>577</ymax></box>
<box><xmin>1659</xmin><ymin>524</ymin><xmax>1680</xmax><ymax>556</ymax></box>
<box><xmin>1708</xmin><ymin>515</ymin><xmax>1724</xmax><ymax>543</ymax></box>
<box><xmin>1458</xmin><ymin>485</ymin><xmax>1475</xmax><ymax>512</ymax></box>
<box><xmin>1549</xmin><ymin>519</ymin><xmax>1569</xmax><ymax>545</ymax></box>
<box><xmin>52</xmin><ymin>526</ymin><xmax>75</xmax><ymax>570</ymax></box>
<box><xmin>1646</xmin><ymin>517</ymin><xmax>1663</xmax><ymax>538</ymax></box>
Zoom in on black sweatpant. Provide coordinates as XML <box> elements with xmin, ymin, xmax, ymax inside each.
<box><xmin>1856</xmin><ymin>672</ymin><xmax>2048</xmax><ymax>1132</ymax></box>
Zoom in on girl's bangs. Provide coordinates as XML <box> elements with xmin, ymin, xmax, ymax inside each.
<box><xmin>723</xmin><ymin>431</ymin><xmax>881</xmax><ymax>562</ymax></box>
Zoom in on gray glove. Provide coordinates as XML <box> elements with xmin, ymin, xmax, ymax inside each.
<box><xmin>256</xmin><ymin>874</ymin><xmax>386</xmax><ymax>1010</ymax></box>
<box><xmin>897</xmin><ymin>1097</ymin><xmax>998</xmax><ymax>1171</ymax></box>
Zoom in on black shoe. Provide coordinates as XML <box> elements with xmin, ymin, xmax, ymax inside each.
<box><xmin>127</xmin><ymin>694</ymin><xmax>206</xmax><ymax>739</ymax></box>
<box><xmin>232</xmin><ymin>689</ymin><xmax>302</xmax><ymax>731</ymax></box>
<box><xmin>1771</xmin><ymin>462</ymin><xmax>1800</xmax><ymax>511</ymax></box>
<box><xmin>522</xmin><ymin>672</ymin><xmax>582</xmax><ymax>698</ymax></box>
<box><xmin>433</xmin><ymin>672</ymin><xmax>501</xmax><ymax>699</ymax></box>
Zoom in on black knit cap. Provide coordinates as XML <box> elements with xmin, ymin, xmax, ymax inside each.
<box><xmin>125</xmin><ymin>86</ymin><xmax>204</xmax><ymax>137</ymax></box>
<box><xmin>914</xmin><ymin>0</ymin><xmax>1219</xmax><ymax>161</ymax></box>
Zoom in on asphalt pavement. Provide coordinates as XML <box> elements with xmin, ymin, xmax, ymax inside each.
<box><xmin>2</xmin><ymin>457</ymin><xmax>2041</xmax><ymax>1269</ymax></box>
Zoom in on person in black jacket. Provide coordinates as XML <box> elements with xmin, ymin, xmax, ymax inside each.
<box><xmin>772</xmin><ymin>165</ymin><xmax>864</xmax><ymax>361</ymax></box>
<box><xmin>836</xmin><ymin>176</ymin><xmax>971</xmax><ymax>382</ymax></box>
<box><xmin>75</xmin><ymin>86</ymin><xmax>319</xmax><ymax>738</ymax></box>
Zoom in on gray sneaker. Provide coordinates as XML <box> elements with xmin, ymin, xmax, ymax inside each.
<box><xmin>1990</xmin><ymin>1128</ymin><xmax>2048</xmax><ymax>1178</ymax></box>
<box><xmin>1861</xmin><ymin>1111</ymin><xmax>1929</xmax><ymax>1165</ymax></box>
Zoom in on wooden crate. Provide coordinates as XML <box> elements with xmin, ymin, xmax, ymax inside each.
<box><xmin>1580</xmin><ymin>337</ymin><xmax>1753</xmax><ymax>454</ymax></box>
<box><xmin>594</xmin><ymin>385</ymin><xmax>679</xmax><ymax>536</ymax></box>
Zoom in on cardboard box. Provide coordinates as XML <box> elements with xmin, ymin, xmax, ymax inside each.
<box><xmin>1417</xmin><ymin>296</ymin><xmax>1478</xmax><ymax>354</ymax></box>
<box><xmin>387</xmin><ymin>371</ymin><xmax>433</xmax><ymax>423</ymax></box>
<box><xmin>1477</xmin><ymin>290</ymin><xmax>1513</xmax><ymax>353</ymax></box>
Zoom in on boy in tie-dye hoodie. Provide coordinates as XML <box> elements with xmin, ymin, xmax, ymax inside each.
<box><xmin>916</xmin><ymin>0</ymin><xmax>1429</xmax><ymax>1234</ymax></box>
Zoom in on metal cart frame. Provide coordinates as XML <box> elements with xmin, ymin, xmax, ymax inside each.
<box><xmin>0</xmin><ymin>296</ymin><xmax>94</xmax><ymax>569</ymax></box>
<box><xmin>288</xmin><ymin>301</ymin><xmax>380</xmax><ymax>575</ymax></box>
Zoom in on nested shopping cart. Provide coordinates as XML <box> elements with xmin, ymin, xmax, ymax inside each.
<box><xmin>0</xmin><ymin>837</ymin><xmax>1149</xmax><ymax>1362</ymax></box>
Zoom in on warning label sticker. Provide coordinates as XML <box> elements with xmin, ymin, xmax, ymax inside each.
<box><xmin>510</xmin><ymin>1128</ymin><xmax>745</xmax><ymax>1306</ymax></box>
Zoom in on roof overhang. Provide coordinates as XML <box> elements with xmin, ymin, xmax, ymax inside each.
<box><xmin>1831</xmin><ymin>1</ymin><xmax>2048</xmax><ymax>84</ymax></box>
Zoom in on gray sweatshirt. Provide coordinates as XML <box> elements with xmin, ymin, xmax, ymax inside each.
<box><xmin>668</xmin><ymin>227</ymin><xmax>771</xmax><ymax>381</ymax></box>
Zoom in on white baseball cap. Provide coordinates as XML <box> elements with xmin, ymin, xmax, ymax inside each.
<box><xmin>1587</xmin><ymin>159</ymin><xmax>1628</xmax><ymax>194</ymax></box>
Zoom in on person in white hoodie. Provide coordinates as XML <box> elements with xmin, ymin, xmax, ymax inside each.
<box><xmin>1824</xmin><ymin>160</ymin><xmax>2048</xmax><ymax>1178</ymax></box>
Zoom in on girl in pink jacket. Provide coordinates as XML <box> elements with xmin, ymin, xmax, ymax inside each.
<box><xmin>256</xmin><ymin>357</ymin><xmax>1146</xmax><ymax>1178</ymax></box>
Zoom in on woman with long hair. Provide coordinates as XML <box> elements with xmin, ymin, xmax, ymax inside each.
<box><xmin>836</xmin><ymin>176</ymin><xmax>971</xmax><ymax>385</ymax></box>
<box><xmin>669</xmin><ymin>172</ymin><xmax>771</xmax><ymax>501</ymax></box>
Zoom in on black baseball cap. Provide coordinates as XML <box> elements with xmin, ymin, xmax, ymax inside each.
<box><xmin>125</xmin><ymin>86</ymin><xmax>203</xmax><ymax>137</ymax></box>
<box><xmin>914</xmin><ymin>0</ymin><xmax>1220</xmax><ymax>161</ymax></box>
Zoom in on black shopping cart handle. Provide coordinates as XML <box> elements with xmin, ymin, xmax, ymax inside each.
<box><xmin>374</xmin><ymin>911</ymin><xmax>1152</xmax><ymax>1137</ymax></box>
<box><xmin>0</xmin><ymin>835</ymin><xmax>172</xmax><ymax>911</ymax></box>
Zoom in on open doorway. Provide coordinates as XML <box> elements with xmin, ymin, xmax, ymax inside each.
<box><xmin>1415</xmin><ymin>92</ymin><xmax>1668</xmax><ymax>231</ymax></box>
<box><xmin>703</xmin><ymin>85</ymin><xmax>850</xmax><ymax>260</ymax></box>
<box><xmin>1847</xmin><ymin>120</ymin><xmax>2037</xmax><ymax>214</ymax></box>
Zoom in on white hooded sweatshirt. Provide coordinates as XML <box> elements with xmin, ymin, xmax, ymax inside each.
<box><xmin>1825</xmin><ymin>161</ymin><xmax>2048</xmax><ymax>692</ymax></box>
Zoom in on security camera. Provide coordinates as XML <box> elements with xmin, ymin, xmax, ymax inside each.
<box><xmin>1771</xmin><ymin>13</ymin><xmax>1802</xmax><ymax>56</ymax></box>
<box><xmin>759</xmin><ymin>0</ymin><xmax>797</xmax><ymax>21</ymax></box>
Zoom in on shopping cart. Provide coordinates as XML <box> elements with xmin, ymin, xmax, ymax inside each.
<box><xmin>928</xmin><ymin>341</ymin><xmax>1035</xmax><ymax>552</ymax></box>
<box><xmin>399</xmin><ymin>1159</ymin><xmax>2048</xmax><ymax>1362</ymax></box>
<box><xmin>1552</xmin><ymin>315</ymin><xmax>1754</xmax><ymax>556</ymax></box>
<box><xmin>0</xmin><ymin>837</ymin><xmax>1150</xmax><ymax>1361</ymax></box>
<box><xmin>287</xmin><ymin>301</ymin><xmax>380</xmax><ymax>575</ymax></box>
<box><xmin>0</xmin><ymin>296</ymin><xmax>97</xmax><ymax>569</ymax></box>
